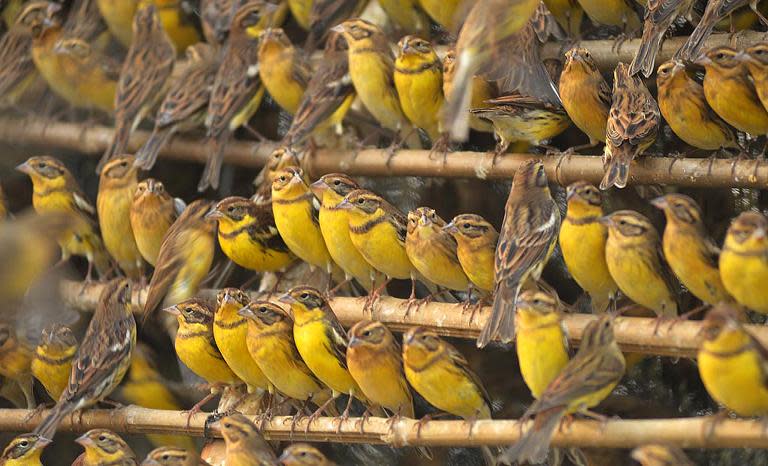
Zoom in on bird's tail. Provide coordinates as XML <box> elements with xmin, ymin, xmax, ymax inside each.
<box><xmin>630</xmin><ymin>23</ymin><xmax>665</xmax><ymax>78</ymax></box>
<box><xmin>135</xmin><ymin>125</ymin><xmax>176</xmax><ymax>171</ymax></box>
<box><xmin>198</xmin><ymin>132</ymin><xmax>228</xmax><ymax>192</ymax></box>
<box><xmin>98</xmin><ymin>119</ymin><xmax>131</xmax><ymax>173</ymax></box>
<box><xmin>600</xmin><ymin>144</ymin><xmax>633</xmax><ymax>190</ymax></box>
<box><xmin>442</xmin><ymin>52</ymin><xmax>477</xmax><ymax>142</ymax></box>
<box><xmin>498</xmin><ymin>406</ymin><xmax>566</xmax><ymax>465</ymax></box>
<box><xmin>673</xmin><ymin>8</ymin><xmax>716</xmax><ymax>62</ymax></box>
<box><xmin>477</xmin><ymin>281</ymin><xmax>517</xmax><ymax>348</ymax></box>
<box><xmin>33</xmin><ymin>402</ymin><xmax>70</xmax><ymax>440</ymax></box>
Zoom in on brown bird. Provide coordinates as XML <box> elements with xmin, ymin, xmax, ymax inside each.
<box><xmin>200</xmin><ymin>0</ymin><xmax>238</xmax><ymax>45</ymax></box>
<box><xmin>600</xmin><ymin>62</ymin><xmax>660</xmax><ymax>190</ymax></box>
<box><xmin>99</xmin><ymin>4</ymin><xmax>175</xmax><ymax>172</ymax></box>
<box><xmin>630</xmin><ymin>0</ymin><xmax>695</xmax><ymax>77</ymax></box>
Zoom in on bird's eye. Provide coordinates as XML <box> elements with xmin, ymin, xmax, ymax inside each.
<box><xmin>19</xmin><ymin>440</ymin><xmax>28</xmax><ymax>447</ymax></box>
<box><xmin>301</xmin><ymin>293</ymin><xmax>309</xmax><ymax>299</ymax></box>
<box><xmin>279</xmin><ymin>175</ymin><xmax>286</xmax><ymax>182</ymax></box>
<box><xmin>357</xmin><ymin>198</ymin><xmax>365</xmax><ymax>204</ymax></box>
<box><xmin>98</xmin><ymin>435</ymin><xmax>106</xmax><ymax>441</ymax></box>
<box><xmin>38</xmin><ymin>162</ymin><xmax>46</xmax><ymax>168</ymax></box>
<box><xmin>258</xmin><ymin>307</ymin><xmax>268</xmax><ymax>313</ymax></box>
<box><xmin>299</xmin><ymin>452</ymin><xmax>307</xmax><ymax>457</ymax></box>
<box><xmin>227</xmin><ymin>206</ymin><xmax>235</xmax><ymax>212</ymax></box>
<box><xmin>333</xmin><ymin>180</ymin><xmax>341</xmax><ymax>186</ymax></box>
<box><xmin>462</xmin><ymin>223</ymin><xmax>471</xmax><ymax>229</ymax></box>
<box><xmin>119</xmin><ymin>161</ymin><xmax>127</xmax><ymax>167</ymax></box>
<box><xmin>533</xmin><ymin>299</ymin><xmax>541</xmax><ymax>306</ymax></box>
<box><xmin>363</xmin><ymin>330</ymin><xmax>371</xmax><ymax>337</ymax></box>
<box><xmin>224</xmin><ymin>422</ymin><xmax>231</xmax><ymax>428</ymax></box>
<box><xmin>162</xmin><ymin>455</ymin><xmax>169</xmax><ymax>460</ymax></box>
<box><xmin>716</xmin><ymin>52</ymin><xmax>726</xmax><ymax>60</ymax></box>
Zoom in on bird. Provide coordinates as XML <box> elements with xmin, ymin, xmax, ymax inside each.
<box><xmin>631</xmin><ymin>444</ymin><xmax>695</xmax><ymax>466</ymax></box>
<box><xmin>377</xmin><ymin>0</ymin><xmax>429</xmax><ymax>36</ymax></box>
<box><xmin>142</xmin><ymin>200</ymin><xmax>216</xmax><ymax>316</ymax></box>
<box><xmin>675</xmin><ymin>0</ymin><xmax>768</xmax><ymax>61</ymax></box>
<box><xmin>0</xmin><ymin>324</ymin><xmax>35</xmax><ymax>408</ymax></box>
<box><xmin>34</xmin><ymin>279</ymin><xmax>136</xmax><ymax>440</ymax></box>
<box><xmin>655</xmin><ymin>60</ymin><xmax>739</xmax><ymax>152</ymax></box>
<box><xmin>257</xmin><ymin>27</ymin><xmax>310</xmax><ymax>115</ymax></box>
<box><xmin>719</xmin><ymin>211</ymin><xmax>768</xmax><ymax>314</ymax></box>
<box><xmin>16</xmin><ymin>156</ymin><xmax>111</xmax><ymax>281</ymax></box>
<box><xmin>212</xmin><ymin>288</ymin><xmax>272</xmax><ymax>394</ymax></box>
<box><xmin>99</xmin><ymin>4</ymin><xmax>176</xmax><ymax>171</ymax></box>
<box><xmin>698</xmin><ymin>304</ymin><xmax>768</xmax><ymax>417</ymax></box>
<box><xmin>0</xmin><ymin>4</ymin><xmax>42</xmax><ymax>109</ymax></box>
<box><xmin>559</xmin><ymin>181</ymin><xmax>618</xmax><ymax>313</ymax></box>
<box><xmin>542</xmin><ymin>0</ymin><xmax>584</xmax><ymax>37</ymax></box>
<box><xmin>601</xmin><ymin>62</ymin><xmax>660</xmax><ymax>190</ymax></box>
<box><xmin>305</xmin><ymin>0</ymin><xmax>369</xmax><ymax>51</ymax></box>
<box><xmin>480</xmin><ymin>159</ymin><xmax>560</xmax><ymax>348</ymax></box>
<box><xmin>238</xmin><ymin>301</ymin><xmax>336</xmax><ymax>410</ymax></box>
<box><xmin>651</xmin><ymin>193</ymin><xmax>731</xmax><ymax>305</ymax></box>
<box><xmin>141</xmin><ymin>446</ymin><xmax>207</xmax><ymax>466</ymax></box>
<box><xmin>135</xmin><ymin>42</ymin><xmax>219</xmax><ymax>171</ymax></box>
<box><xmin>282</xmin><ymin>30</ymin><xmax>355</xmax><ymax>148</ymax></box>
<box><xmin>600</xmin><ymin>210</ymin><xmax>678</xmax><ymax>318</ymax></box>
<box><xmin>31</xmin><ymin>323</ymin><xmax>77</xmax><ymax>401</ymax></box>
<box><xmin>0</xmin><ymin>433</ymin><xmax>51</xmax><ymax>466</ymax></box>
<box><xmin>97</xmin><ymin>155</ymin><xmax>144</xmax><ymax>281</ymax></box>
<box><xmin>95</xmin><ymin>0</ymin><xmax>140</xmax><ymax>47</ymax></box>
<box><xmin>575</xmin><ymin>0</ymin><xmax>641</xmax><ymax>31</ymax></box>
<box><xmin>311</xmin><ymin>173</ymin><xmax>381</xmax><ymax>291</ymax></box>
<box><xmin>443</xmin><ymin>214</ymin><xmax>498</xmax><ymax>295</ymax></box>
<box><xmin>630</xmin><ymin>0</ymin><xmax>694</xmax><ymax>77</ymax></box>
<box><xmin>286</xmin><ymin>0</ymin><xmax>312</xmax><ymax>29</ymax></box>
<box><xmin>347</xmin><ymin>320</ymin><xmax>414</xmax><ymax>417</ymax></box>
<box><xmin>415</xmin><ymin>0</ymin><xmax>461</xmax><ymax>30</ymax></box>
<box><xmin>151</xmin><ymin>0</ymin><xmax>202</xmax><ymax>54</ymax></box>
<box><xmin>441</xmin><ymin>0</ymin><xmax>541</xmax><ymax>141</ymax></box>
<box><xmin>209</xmin><ymin>196</ymin><xmax>294</xmax><ymax>274</ymax></box>
<box><xmin>559</xmin><ymin>47</ymin><xmax>611</xmax><ymax>148</ymax></box>
<box><xmin>129</xmin><ymin>178</ymin><xmax>182</xmax><ymax>267</ymax></box>
<box><xmin>217</xmin><ymin>413</ymin><xmax>279</xmax><ymax>466</ymax></box>
<box><xmin>394</xmin><ymin>35</ymin><xmax>445</xmax><ymax>146</ymax></box>
<box><xmin>200</xmin><ymin>0</ymin><xmax>238</xmax><ymax>45</ymax></box>
<box><xmin>405</xmin><ymin>207</ymin><xmax>470</xmax><ymax>295</ymax></box>
<box><xmin>499</xmin><ymin>314</ymin><xmax>625</xmax><ymax>465</ymax></box>
<box><xmin>441</xmin><ymin>49</ymin><xmax>495</xmax><ymax>134</ymax></box>
<box><xmin>278</xmin><ymin>444</ymin><xmax>336</xmax><ymax>466</ymax></box>
<box><xmin>72</xmin><ymin>429</ymin><xmax>137</xmax><ymax>466</ymax></box>
<box><xmin>695</xmin><ymin>46</ymin><xmax>768</xmax><ymax>138</ymax></box>
<box><xmin>741</xmin><ymin>43</ymin><xmax>768</xmax><ymax>114</ymax></box>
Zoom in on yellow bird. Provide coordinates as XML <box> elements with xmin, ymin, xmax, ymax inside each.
<box><xmin>97</xmin><ymin>155</ymin><xmax>144</xmax><ymax>281</ymax></box>
<box><xmin>651</xmin><ymin>193</ymin><xmax>731</xmax><ymax>305</ymax></box>
<box><xmin>601</xmin><ymin>210</ymin><xmax>678</xmax><ymax>318</ymax></box>
<box><xmin>130</xmin><ymin>178</ymin><xmax>181</xmax><ymax>266</ymax></box>
<box><xmin>416</xmin><ymin>0</ymin><xmax>462</xmax><ymax>30</ymax></box>
<box><xmin>0</xmin><ymin>434</ymin><xmax>51</xmax><ymax>466</ymax></box>
<box><xmin>559</xmin><ymin>181</ymin><xmax>618</xmax><ymax>313</ymax></box>
<box><xmin>287</xmin><ymin>0</ymin><xmax>312</xmax><ymax>29</ymax></box>
<box><xmin>209</xmin><ymin>196</ymin><xmax>294</xmax><ymax>274</ymax></box>
<box><xmin>515</xmin><ymin>290</ymin><xmax>569</xmax><ymax>399</ymax></box>
<box><xmin>31</xmin><ymin>323</ymin><xmax>77</xmax><ymax>401</ymax></box>
<box><xmin>51</xmin><ymin>37</ymin><xmax>119</xmax><ymax>114</ymax></box>
<box><xmin>378</xmin><ymin>0</ymin><xmax>429</xmax><ymax>35</ymax></box>
<box><xmin>278</xmin><ymin>444</ymin><xmax>336</xmax><ymax>466</ymax></box>
<box><xmin>698</xmin><ymin>305</ymin><xmax>768</xmax><ymax>417</ymax></box>
<box><xmin>217</xmin><ymin>413</ymin><xmax>278</xmax><ymax>466</ymax></box>
<box><xmin>543</xmin><ymin>0</ymin><xmax>584</xmax><ymax>37</ymax></box>
<box><xmin>443</xmin><ymin>214</ymin><xmax>498</xmax><ymax>294</ymax></box>
<box><xmin>73</xmin><ymin>429</ymin><xmax>137</xmax><ymax>466</ymax></box>
<box><xmin>559</xmin><ymin>47</ymin><xmax>610</xmax><ymax>147</ymax></box>
<box><xmin>575</xmin><ymin>0</ymin><xmax>640</xmax><ymax>29</ymax></box>
<box><xmin>258</xmin><ymin>27</ymin><xmax>310</xmax><ymax>115</ymax></box>
<box><xmin>0</xmin><ymin>323</ymin><xmax>35</xmax><ymax>408</ymax></box>
<box><xmin>151</xmin><ymin>0</ymin><xmax>202</xmax><ymax>54</ymax></box>
<box><xmin>96</xmin><ymin>0</ymin><xmax>139</xmax><ymax>47</ymax></box>
<box><xmin>719</xmin><ymin>211</ymin><xmax>768</xmax><ymax>314</ymax></box>
<box><xmin>742</xmin><ymin>43</ymin><xmax>768</xmax><ymax>113</ymax></box>
<box><xmin>442</xmin><ymin>49</ymin><xmax>495</xmax><ymax>134</ymax></box>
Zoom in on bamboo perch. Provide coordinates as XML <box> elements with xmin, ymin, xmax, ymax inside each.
<box><xmin>60</xmin><ymin>280</ymin><xmax>764</xmax><ymax>359</ymax></box>
<box><xmin>1</xmin><ymin>407</ymin><xmax>765</xmax><ymax>449</ymax></box>
<box><xmin>1</xmin><ymin>117</ymin><xmax>767</xmax><ymax>188</ymax></box>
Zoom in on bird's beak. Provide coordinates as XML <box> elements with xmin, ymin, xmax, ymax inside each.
<box><xmin>401</xmin><ymin>39</ymin><xmax>414</xmax><ymax>55</ymax></box>
<box><xmin>693</xmin><ymin>54</ymin><xmax>711</xmax><ymax>66</ymax></box>
<box><xmin>348</xmin><ymin>335</ymin><xmax>361</xmax><ymax>348</ymax></box>
<box><xmin>735</xmin><ymin>50</ymin><xmax>751</xmax><ymax>63</ymax></box>
<box><xmin>15</xmin><ymin>161</ymin><xmax>32</xmax><ymax>175</ymax></box>
<box><xmin>163</xmin><ymin>305</ymin><xmax>180</xmax><ymax>316</ymax></box>
<box><xmin>650</xmin><ymin>196</ymin><xmax>668</xmax><ymax>210</ymax></box>
<box><xmin>597</xmin><ymin>215</ymin><xmax>612</xmax><ymax>226</ymax></box>
<box><xmin>330</xmin><ymin>24</ymin><xmax>346</xmax><ymax>33</ymax></box>
<box><xmin>205</xmin><ymin>208</ymin><xmax>223</xmax><ymax>220</ymax></box>
<box><xmin>278</xmin><ymin>292</ymin><xmax>295</xmax><ymax>304</ymax></box>
<box><xmin>237</xmin><ymin>306</ymin><xmax>254</xmax><ymax>319</ymax></box>
<box><xmin>420</xmin><ymin>211</ymin><xmax>429</xmax><ymax>225</ymax></box>
<box><xmin>310</xmin><ymin>179</ymin><xmax>327</xmax><ymax>198</ymax></box>
<box><xmin>754</xmin><ymin>227</ymin><xmax>767</xmax><ymax>240</ymax></box>
<box><xmin>337</xmin><ymin>198</ymin><xmax>352</xmax><ymax>210</ymax></box>
<box><xmin>565</xmin><ymin>185</ymin><xmax>576</xmax><ymax>201</ymax></box>
<box><xmin>38</xmin><ymin>437</ymin><xmax>52</xmax><ymax>447</ymax></box>
<box><xmin>289</xmin><ymin>170</ymin><xmax>303</xmax><ymax>185</ymax></box>
<box><xmin>74</xmin><ymin>433</ymin><xmax>93</xmax><ymax>447</ymax></box>
<box><xmin>442</xmin><ymin>221</ymin><xmax>458</xmax><ymax>235</ymax></box>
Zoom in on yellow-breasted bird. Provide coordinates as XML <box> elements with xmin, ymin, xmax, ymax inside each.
<box><xmin>631</xmin><ymin>444</ymin><xmax>695</xmax><ymax>466</ymax></box>
<box><xmin>394</xmin><ymin>35</ymin><xmax>445</xmax><ymax>145</ymax></box>
<box><xmin>406</xmin><ymin>207</ymin><xmax>470</xmax><ymax>294</ymax></box>
<box><xmin>442</xmin><ymin>49</ymin><xmax>494</xmax><ymax>134</ymax></box>
<box><xmin>202</xmin><ymin>0</ymin><xmax>285</xmax><ymax>191</ymax></box>
<box><xmin>499</xmin><ymin>314</ymin><xmax>625</xmax><ymax>465</ymax></box>
<box><xmin>26</xmin><ymin>2</ymin><xmax>75</xmax><ymax>107</ymax></box>
<box><xmin>559</xmin><ymin>181</ymin><xmax>618</xmax><ymax>313</ymax></box>
<box><xmin>73</xmin><ymin>429</ymin><xmax>137</xmax><ymax>466</ymax></box>
<box><xmin>695</xmin><ymin>46</ymin><xmax>768</xmax><ymax>138</ymax></box>
<box><xmin>16</xmin><ymin>156</ymin><xmax>111</xmax><ymax>281</ymax></box>
<box><xmin>97</xmin><ymin>155</ymin><xmax>144</xmax><ymax>281</ymax></box>
<box><xmin>238</xmin><ymin>301</ymin><xmax>335</xmax><ymax>408</ymax></box>
<box><xmin>143</xmin><ymin>200</ymin><xmax>216</xmax><ymax>315</ymax></box>
<box><xmin>280</xmin><ymin>286</ymin><xmax>368</xmax><ymax>417</ymax></box>
<box><xmin>443</xmin><ymin>214</ymin><xmax>498</xmax><ymax>294</ymax></box>
<box><xmin>416</xmin><ymin>0</ymin><xmax>460</xmax><ymax>30</ymax></box>
<box><xmin>378</xmin><ymin>0</ymin><xmax>429</xmax><ymax>36</ymax></box>
<box><xmin>480</xmin><ymin>160</ymin><xmax>560</xmax><ymax>348</ymax></box>
<box><xmin>31</xmin><ymin>323</ymin><xmax>77</xmax><ymax>401</ymax></box>
<box><xmin>50</xmin><ymin>36</ymin><xmax>119</xmax><ymax>114</ymax></box>
<box><xmin>0</xmin><ymin>323</ymin><xmax>35</xmax><ymax>409</ymax></box>
<box><xmin>347</xmin><ymin>320</ymin><xmax>414</xmax><ymax>417</ymax></box>
<box><xmin>332</xmin><ymin>19</ymin><xmax>420</xmax><ymax>149</ymax></box>
<box><xmin>559</xmin><ymin>47</ymin><xmax>610</xmax><ymax>148</ymax></box>
<box><xmin>279</xmin><ymin>444</ymin><xmax>335</xmax><ymax>466</ymax></box>
<box><xmin>35</xmin><ymin>280</ymin><xmax>136</xmax><ymax>440</ymax></box>
<box><xmin>283</xmin><ymin>30</ymin><xmax>354</xmax><ymax>147</ymax></box>
<box><xmin>515</xmin><ymin>290</ymin><xmax>569</xmax><ymax>400</ymax></box>
<box><xmin>305</xmin><ymin>0</ymin><xmax>368</xmax><ymax>51</ymax></box>
<box><xmin>120</xmin><ymin>344</ymin><xmax>196</xmax><ymax>451</ymax></box>
<box><xmin>698</xmin><ymin>305</ymin><xmax>768</xmax><ymax>417</ymax></box>
<box><xmin>130</xmin><ymin>178</ymin><xmax>182</xmax><ymax>267</ymax></box>
<box><xmin>601</xmin><ymin>62</ymin><xmax>660</xmax><ymax>190</ymax></box>
<box><xmin>442</xmin><ymin>0</ymin><xmax>541</xmax><ymax>141</ymax></box>
<box><xmin>652</xmin><ymin>193</ymin><xmax>731</xmax><ymax>305</ymax></box>
<box><xmin>141</xmin><ymin>446</ymin><xmax>205</xmax><ymax>466</ymax></box>
<box><xmin>136</xmin><ymin>42</ymin><xmax>218</xmax><ymax>171</ymax></box>
<box><xmin>209</xmin><ymin>196</ymin><xmax>294</xmax><ymax>274</ymax></box>
<box><xmin>151</xmin><ymin>0</ymin><xmax>202</xmax><ymax>54</ymax></box>
<box><xmin>217</xmin><ymin>413</ymin><xmax>278</xmax><ymax>466</ymax></box>
<box><xmin>311</xmin><ymin>173</ymin><xmax>380</xmax><ymax>291</ymax></box>
<box><xmin>271</xmin><ymin>167</ymin><xmax>336</xmax><ymax>279</ymax></box>
<box><xmin>741</xmin><ymin>43</ymin><xmax>768</xmax><ymax>114</ymax></box>
<box><xmin>213</xmin><ymin>288</ymin><xmax>272</xmax><ymax>394</ymax></box>
<box><xmin>655</xmin><ymin>60</ymin><xmax>739</xmax><ymax>152</ymax></box>
<box><xmin>601</xmin><ymin>210</ymin><xmax>678</xmax><ymax>318</ymax></box>
<box><xmin>100</xmin><ymin>4</ymin><xmax>175</xmax><ymax>170</ymax></box>
<box><xmin>630</xmin><ymin>0</ymin><xmax>694</xmax><ymax>78</ymax></box>
<box><xmin>575</xmin><ymin>0</ymin><xmax>640</xmax><ymax>30</ymax></box>
<box><xmin>258</xmin><ymin>27</ymin><xmax>310</xmax><ymax>115</ymax></box>
<box><xmin>0</xmin><ymin>434</ymin><xmax>51</xmax><ymax>466</ymax></box>
<box><xmin>719</xmin><ymin>211</ymin><xmax>768</xmax><ymax>314</ymax></box>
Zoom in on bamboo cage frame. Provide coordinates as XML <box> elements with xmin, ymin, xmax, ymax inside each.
<box><xmin>2</xmin><ymin>407</ymin><xmax>766</xmax><ymax>449</ymax></box>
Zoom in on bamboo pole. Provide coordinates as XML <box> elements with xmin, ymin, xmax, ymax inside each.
<box><xmin>1</xmin><ymin>117</ymin><xmax>767</xmax><ymax>188</ymax></box>
<box><xmin>60</xmin><ymin>280</ymin><xmax>763</xmax><ymax>359</ymax></box>
<box><xmin>1</xmin><ymin>407</ymin><xmax>765</xmax><ymax>449</ymax></box>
